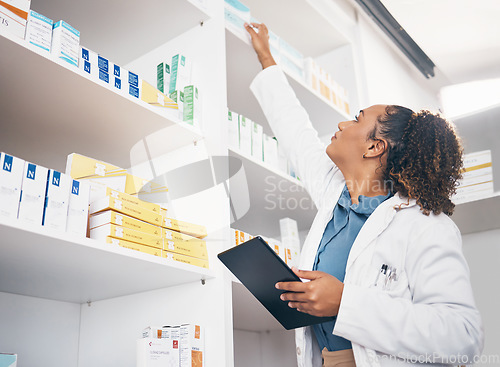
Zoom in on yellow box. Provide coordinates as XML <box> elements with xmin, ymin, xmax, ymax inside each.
<box><xmin>163</xmin><ymin>228</ymin><xmax>197</xmax><ymax>242</ymax></box>
<box><xmin>164</xmin><ymin>238</ymin><xmax>208</xmax><ymax>260</ymax></box>
<box><xmin>90</xmin><ymin>223</ymin><xmax>163</xmax><ymax>249</ymax></box>
<box><xmin>162</xmin><ymin>251</ymin><xmax>209</xmax><ymax>269</ymax></box>
<box><xmin>141</xmin><ymin>80</ymin><xmax>178</xmax><ymax>109</ymax></box>
<box><xmin>90</xmin><ymin>210</ymin><xmax>162</xmax><ymax>237</ymax></box>
<box><xmin>162</xmin><ymin>216</ymin><xmax>207</xmax><ymax>239</ymax></box>
<box><xmin>105</xmin><ymin>236</ymin><xmax>162</xmax><ymax>257</ymax></box>
<box><xmin>90</xmin><ymin>196</ymin><xmax>163</xmax><ymax>227</ymax></box>
<box><xmin>126</xmin><ymin>173</ymin><xmax>168</xmax><ymax>197</ymax></box>
<box><xmin>105</xmin><ymin>187</ymin><xmax>161</xmax><ymax>214</ymax></box>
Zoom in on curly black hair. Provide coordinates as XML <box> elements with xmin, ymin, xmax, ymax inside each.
<box><xmin>369</xmin><ymin>105</ymin><xmax>464</xmax><ymax>216</ymax></box>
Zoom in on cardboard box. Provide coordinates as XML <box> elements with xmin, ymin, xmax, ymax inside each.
<box><xmin>164</xmin><ymin>238</ymin><xmax>208</xmax><ymax>260</ymax></box>
<box><xmin>103</xmin><ymin>187</ymin><xmax>161</xmax><ymax>214</ymax></box>
<box><xmin>180</xmin><ymin>324</ymin><xmax>204</xmax><ymax>367</ymax></box>
<box><xmin>111</xmin><ymin>63</ymin><xmax>124</xmax><ymax>93</ymax></box>
<box><xmin>25</xmin><ymin>10</ymin><xmax>52</xmax><ymax>52</ymax></box>
<box><xmin>227</xmin><ymin>109</ymin><xmax>239</xmax><ymax>150</ymax></box>
<box><xmin>0</xmin><ymin>0</ymin><xmax>30</xmax><ymax>39</ymax></box>
<box><xmin>183</xmin><ymin>85</ymin><xmax>202</xmax><ymax>128</ymax></box>
<box><xmin>43</xmin><ymin>170</ymin><xmax>71</xmax><ymax>231</ymax></box>
<box><xmin>0</xmin><ymin>152</ymin><xmax>24</xmax><ymax>219</ymax></box>
<box><xmin>51</xmin><ymin>20</ymin><xmax>80</xmax><ymax>67</ymax></box>
<box><xmin>137</xmin><ymin>338</ymin><xmax>179</xmax><ymax>367</ymax></box>
<box><xmin>0</xmin><ymin>353</ymin><xmax>17</xmax><ymax>367</ymax></box>
<box><xmin>162</xmin><ymin>216</ymin><xmax>207</xmax><ymax>239</ymax></box>
<box><xmin>163</xmin><ymin>251</ymin><xmax>209</xmax><ymax>269</ymax></box>
<box><xmin>90</xmin><ymin>196</ymin><xmax>163</xmax><ymax>227</ymax></box>
<box><xmin>18</xmin><ymin>161</ymin><xmax>48</xmax><ymax>226</ymax></box>
<box><xmin>66</xmin><ymin>179</ymin><xmax>90</xmax><ymax>237</ymax></box>
<box><xmin>80</xmin><ymin>47</ymin><xmax>98</xmax><ymax>78</ymax></box>
<box><xmin>169</xmin><ymin>54</ymin><xmax>192</xmax><ymax>95</ymax></box>
<box><xmin>157</xmin><ymin>62</ymin><xmax>170</xmax><ymax>94</ymax></box>
<box><xmin>90</xmin><ymin>210</ymin><xmax>162</xmax><ymax>237</ymax></box>
<box><xmin>91</xmin><ymin>223</ymin><xmax>163</xmax><ymax>249</ymax></box>
<box><xmin>238</xmin><ymin>115</ymin><xmax>252</xmax><ymax>156</ymax></box>
<box><xmin>251</xmin><ymin>121</ymin><xmax>263</xmax><ymax>161</ymax></box>
<box><xmin>279</xmin><ymin>217</ymin><xmax>301</xmax><ymax>251</ymax></box>
<box><xmin>105</xmin><ymin>236</ymin><xmax>162</xmax><ymax>257</ymax></box>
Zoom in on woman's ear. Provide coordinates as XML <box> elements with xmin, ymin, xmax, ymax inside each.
<box><xmin>367</xmin><ymin>139</ymin><xmax>387</xmax><ymax>158</ymax></box>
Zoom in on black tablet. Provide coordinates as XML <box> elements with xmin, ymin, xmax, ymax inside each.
<box><xmin>218</xmin><ymin>236</ymin><xmax>333</xmax><ymax>330</ymax></box>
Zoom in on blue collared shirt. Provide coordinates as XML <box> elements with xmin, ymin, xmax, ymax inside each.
<box><xmin>312</xmin><ymin>184</ymin><xmax>392</xmax><ymax>351</ymax></box>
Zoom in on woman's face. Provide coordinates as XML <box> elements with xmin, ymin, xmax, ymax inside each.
<box><xmin>326</xmin><ymin>104</ymin><xmax>388</xmax><ymax>167</ymax></box>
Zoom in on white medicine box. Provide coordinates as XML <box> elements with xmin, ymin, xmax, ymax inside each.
<box><xmin>251</xmin><ymin>121</ymin><xmax>263</xmax><ymax>161</ymax></box>
<box><xmin>43</xmin><ymin>170</ymin><xmax>71</xmax><ymax>231</ymax></box>
<box><xmin>0</xmin><ymin>152</ymin><xmax>24</xmax><ymax>219</ymax></box>
<box><xmin>0</xmin><ymin>0</ymin><xmax>31</xmax><ymax>39</ymax></box>
<box><xmin>66</xmin><ymin>179</ymin><xmax>90</xmax><ymax>237</ymax></box>
<box><xmin>51</xmin><ymin>20</ymin><xmax>80</xmax><ymax>67</ymax></box>
<box><xmin>25</xmin><ymin>10</ymin><xmax>53</xmax><ymax>52</ymax></box>
<box><xmin>18</xmin><ymin>161</ymin><xmax>49</xmax><ymax>226</ymax></box>
<box><xmin>238</xmin><ymin>115</ymin><xmax>252</xmax><ymax>156</ymax></box>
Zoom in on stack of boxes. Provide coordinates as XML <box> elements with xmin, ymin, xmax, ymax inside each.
<box><xmin>156</xmin><ymin>53</ymin><xmax>202</xmax><ymax>128</ymax></box>
<box><xmin>66</xmin><ymin>153</ymin><xmax>209</xmax><ymax>269</ymax></box>
<box><xmin>0</xmin><ymin>152</ymin><xmax>90</xmax><ymax>237</ymax></box>
<box><xmin>453</xmin><ymin>150</ymin><xmax>494</xmax><ymax>204</ymax></box>
<box><xmin>230</xmin><ymin>225</ymin><xmax>300</xmax><ymax>268</ymax></box>
<box><xmin>139</xmin><ymin>324</ymin><xmax>204</xmax><ymax>367</ymax></box>
<box><xmin>0</xmin><ymin>0</ymin><xmax>31</xmax><ymax>39</ymax></box>
<box><xmin>227</xmin><ymin>109</ymin><xmax>296</xmax><ymax>178</ymax></box>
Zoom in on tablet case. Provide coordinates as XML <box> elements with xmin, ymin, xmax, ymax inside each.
<box><xmin>218</xmin><ymin>236</ymin><xmax>333</xmax><ymax>330</ymax></box>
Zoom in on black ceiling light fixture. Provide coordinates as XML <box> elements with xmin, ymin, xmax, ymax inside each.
<box><xmin>353</xmin><ymin>0</ymin><xmax>436</xmax><ymax>78</ymax></box>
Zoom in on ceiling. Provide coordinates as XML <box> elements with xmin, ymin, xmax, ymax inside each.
<box><xmin>380</xmin><ymin>0</ymin><xmax>500</xmax><ymax>85</ymax></box>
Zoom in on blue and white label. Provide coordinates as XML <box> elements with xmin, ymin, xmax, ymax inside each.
<box><xmin>129</xmin><ymin>84</ymin><xmax>139</xmax><ymax>98</ymax></box>
<box><xmin>81</xmin><ymin>48</ymin><xmax>89</xmax><ymax>61</ymax></box>
<box><xmin>98</xmin><ymin>56</ymin><xmax>108</xmax><ymax>73</ymax></box>
<box><xmin>99</xmin><ymin>69</ymin><xmax>109</xmax><ymax>84</ymax></box>
<box><xmin>71</xmin><ymin>180</ymin><xmax>80</xmax><ymax>195</ymax></box>
<box><xmin>128</xmin><ymin>72</ymin><xmax>139</xmax><ymax>87</ymax></box>
<box><xmin>52</xmin><ymin>171</ymin><xmax>61</xmax><ymax>187</ymax></box>
<box><xmin>114</xmin><ymin>77</ymin><xmax>122</xmax><ymax>89</ymax></box>
<box><xmin>27</xmin><ymin>163</ymin><xmax>36</xmax><ymax>180</ymax></box>
<box><xmin>84</xmin><ymin>60</ymin><xmax>91</xmax><ymax>74</ymax></box>
<box><xmin>3</xmin><ymin>154</ymin><xmax>13</xmax><ymax>172</ymax></box>
<box><xmin>114</xmin><ymin>64</ymin><xmax>121</xmax><ymax>77</ymax></box>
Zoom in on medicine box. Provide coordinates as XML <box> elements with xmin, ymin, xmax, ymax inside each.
<box><xmin>277</xmin><ymin>142</ymin><xmax>288</xmax><ymax>174</ymax></box>
<box><xmin>279</xmin><ymin>217</ymin><xmax>301</xmax><ymax>252</ymax></box>
<box><xmin>263</xmin><ymin>134</ymin><xmax>279</xmax><ymax>169</ymax></box>
<box><xmin>90</xmin><ymin>210</ymin><xmax>162</xmax><ymax>237</ymax></box>
<box><xmin>0</xmin><ymin>0</ymin><xmax>30</xmax><ymax>39</ymax></box>
<box><xmin>183</xmin><ymin>85</ymin><xmax>202</xmax><ymax>128</ymax></box>
<box><xmin>66</xmin><ymin>179</ymin><xmax>90</xmax><ymax>237</ymax></box>
<box><xmin>231</xmin><ymin>228</ymin><xmax>253</xmax><ymax>247</ymax></box>
<box><xmin>227</xmin><ymin>109</ymin><xmax>239</xmax><ymax>149</ymax></box>
<box><xmin>66</xmin><ymin>153</ymin><xmax>128</xmax><ymax>203</ymax></box>
<box><xmin>137</xmin><ymin>338</ymin><xmax>178</xmax><ymax>367</ymax></box>
<box><xmin>0</xmin><ymin>353</ymin><xmax>17</xmax><ymax>367</ymax></box>
<box><xmin>105</xmin><ymin>187</ymin><xmax>161</xmax><ymax>214</ymax></box>
<box><xmin>180</xmin><ymin>324</ymin><xmax>204</xmax><ymax>367</ymax></box>
<box><xmin>90</xmin><ymin>223</ymin><xmax>163</xmax><ymax>249</ymax></box>
<box><xmin>80</xmin><ymin>47</ymin><xmax>98</xmax><ymax>78</ymax></box>
<box><xmin>0</xmin><ymin>152</ymin><xmax>24</xmax><ymax>219</ymax></box>
<box><xmin>51</xmin><ymin>20</ymin><xmax>80</xmax><ymax>67</ymax></box>
<box><xmin>251</xmin><ymin>121</ymin><xmax>263</xmax><ymax>161</ymax></box>
<box><xmin>141</xmin><ymin>80</ymin><xmax>178</xmax><ymax>109</ymax></box>
<box><xmin>105</xmin><ymin>236</ymin><xmax>162</xmax><ymax>257</ymax></box>
<box><xmin>43</xmin><ymin>170</ymin><xmax>71</xmax><ymax>231</ymax></box>
<box><xmin>25</xmin><ymin>10</ymin><xmax>53</xmax><ymax>52</ymax></box>
<box><xmin>18</xmin><ymin>161</ymin><xmax>48</xmax><ymax>226</ymax></box>
<box><xmin>162</xmin><ymin>216</ymin><xmax>207</xmax><ymax>239</ymax></box>
<box><xmin>163</xmin><ymin>251</ymin><xmax>209</xmax><ymax>269</ymax></box>
<box><xmin>278</xmin><ymin>38</ymin><xmax>304</xmax><ymax>67</ymax></box>
<box><xmin>224</xmin><ymin>0</ymin><xmax>250</xmax><ymax>39</ymax></box>
<box><xmin>90</xmin><ymin>196</ymin><xmax>163</xmax><ymax>227</ymax></box>
<box><xmin>164</xmin><ymin>237</ymin><xmax>208</xmax><ymax>260</ymax></box>
<box><xmin>170</xmin><ymin>90</ymin><xmax>184</xmax><ymax>121</ymax></box>
<box><xmin>157</xmin><ymin>62</ymin><xmax>171</xmax><ymax>94</ymax></box>
<box><xmin>143</xmin><ymin>326</ymin><xmax>163</xmax><ymax>339</ymax></box>
<box><xmin>238</xmin><ymin>115</ymin><xmax>252</xmax><ymax>156</ymax></box>
<box><xmin>169</xmin><ymin>54</ymin><xmax>192</xmax><ymax>95</ymax></box>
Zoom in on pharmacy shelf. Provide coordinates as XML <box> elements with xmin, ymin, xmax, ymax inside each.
<box><xmin>453</xmin><ymin>192</ymin><xmax>500</xmax><ymax>235</ymax></box>
<box><xmin>229</xmin><ymin>148</ymin><xmax>316</xmax><ymax>239</ymax></box>
<box><xmin>0</xmin><ymin>217</ymin><xmax>214</xmax><ymax>304</ymax></box>
<box><xmin>0</xmin><ymin>31</ymin><xmax>203</xmax><ymax>172</ymax></box>
<box><xmin>32</xmin><ymin>0</ymin><xmax>211</xmax><ymax>66</ymax></box>
<box><xmin>225</xmin><ymin>28</ymin><xmax>351</xmax><ymax>139</ymax></box>
<box><xmin>232</xmin><ymin>281</ymin><xmax>284</xmax><ymax>332</ymax></box>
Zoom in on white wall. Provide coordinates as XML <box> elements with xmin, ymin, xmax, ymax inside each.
<box><xmin>355</xmin><ymin>13</ymin><xmax>441</xmax><ymax>111</ymax></box>
<box><xmin>462</xmin><ymin>229</ymin><xmax>500</xmax><ymax>366</ymax></box>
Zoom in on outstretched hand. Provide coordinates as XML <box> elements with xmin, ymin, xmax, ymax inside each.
<box><xmin>276</xmin><ymin>268</ymin><xmax>344</xmax><ymax>317</ymax></box>
<box><xmin>244</xmin><ymin>22</ymin><xmax>277</xmax><ymax>69</ymax></box>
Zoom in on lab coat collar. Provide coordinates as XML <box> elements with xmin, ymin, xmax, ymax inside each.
<box><xmin>346</xmin><ymin>193</ymin><xmax>417</xmax><ymax>270</ymax></box>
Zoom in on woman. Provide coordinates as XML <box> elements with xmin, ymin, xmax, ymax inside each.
<box><xmin>245</xmin><ymin>23</ymin><xmax>483</xmax><ymax>367</ymax></box>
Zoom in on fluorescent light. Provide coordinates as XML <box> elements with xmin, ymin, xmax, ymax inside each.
<box><xmin>440</xmin><ymin>78</ymin><xmax>500</xmax><ymax>119</ymax></box>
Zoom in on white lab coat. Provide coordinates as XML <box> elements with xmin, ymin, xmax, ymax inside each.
<box><xmin>250</xmin><ymin>66</ymin><xmax>484</xmax><ymax>367</ymax></box>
